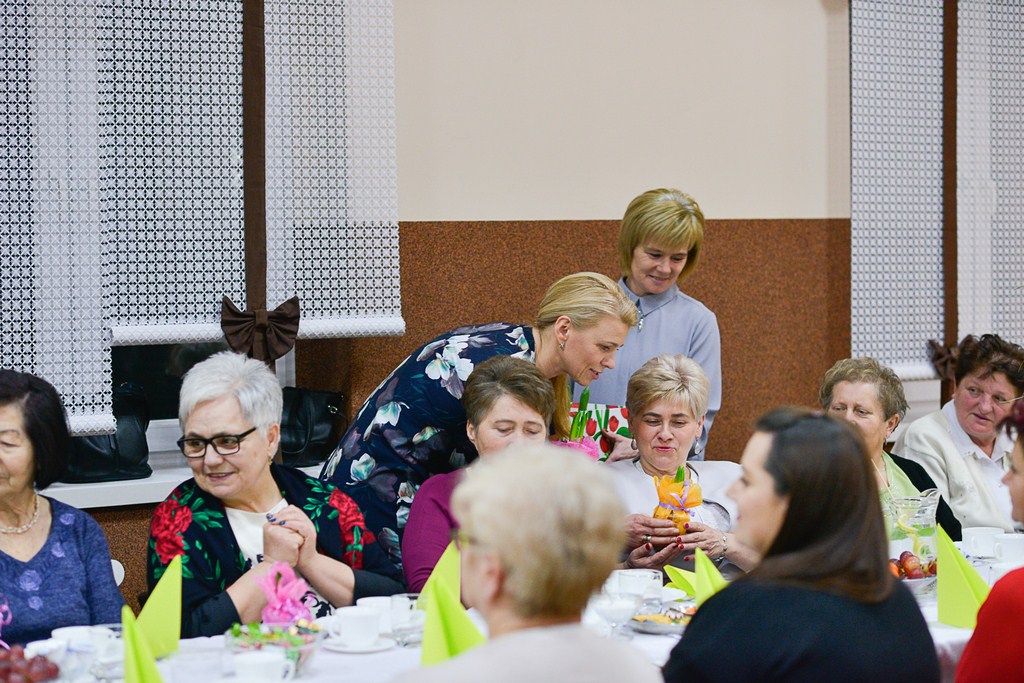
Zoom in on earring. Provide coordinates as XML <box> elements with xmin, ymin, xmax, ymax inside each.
<box><xmin>559</xmin><ymin>342</ymin><xmax>566</xmax><ymax>351</ymax></box>
<box><xmin>693</xmin><ymin>441</ymin><xmax>703</xmax><ymax>456</ymax></box>
<box><xmin>630</xmin><ymin>438</ymin><xmax>638</xmax><ymax>451</ymax></box>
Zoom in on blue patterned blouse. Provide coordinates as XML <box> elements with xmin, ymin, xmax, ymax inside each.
<box><xmin>320</xmin><ymin>322</ymin><xmax>535</xmax><ymax>568</ymax></box>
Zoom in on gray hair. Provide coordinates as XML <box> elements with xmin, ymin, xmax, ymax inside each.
<box><xmin>178</xmin><ymin>351</ymin><xmax>283</xmax><ymax>435</ymax></box>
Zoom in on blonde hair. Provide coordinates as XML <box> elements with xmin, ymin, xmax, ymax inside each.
<box><xmin>534</xmin><ymin>272</ymin><xmax>638</xmax><ymax>438</ymax></box>
<box><xmin>618</xmin><ymin>188</ymin><xmax>705</xmax><ymax>285</ymax></box>
<box><xmin>625</xmin><ymin>354</ymin><xmax>710</xmax><ymax>420</ymax></box>
<box><xmin>452</xmin><ymin>445</ymin><xmax>625</xmax><ymax>619</ymax></box>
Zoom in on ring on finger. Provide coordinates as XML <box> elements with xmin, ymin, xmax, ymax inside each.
<box><xmin>643</xmin><ymin>534</ymin><xmax>652</xmax><ymax>544</ymax></box>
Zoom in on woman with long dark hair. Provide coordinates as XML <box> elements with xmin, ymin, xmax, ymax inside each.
<box><xmin>662</xmin><ymin>408</ymin><xmax>939</xmax><ymax>683</ymax></box>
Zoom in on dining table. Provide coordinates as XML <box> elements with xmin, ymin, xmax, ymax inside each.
<box><xmin>158</xmin><ymin>586</ymin><xmax>973</xmax><ymax>683</ymax></box>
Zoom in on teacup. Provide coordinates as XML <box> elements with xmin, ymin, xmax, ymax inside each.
<box><xmin>356</xmin><ymin>596</ymin><xmax>392</xmax><ymax>634</ymax></box>
<box><xmin>330</xmin><ymin>606</ymin><xmax>380</xmax><ymax>649</ymax></box>
<box><xmin>962</xmin><ymin>526</ymin><xmax>1004</xmax><ymax>557</ymax></box>
<box><xmin>988</xmin><ymin>561</ymin><xmax>1024</xmax><ymax>586</ymax></box>
<box><xmin>993</xmin><ymin>534</ymin><xmax>1024</xmax><ymax>562</ymax></box>
<box><xmin>232</xmin><ymin>649</ymin><xmax>295</xmax><ymax>681</ymax></box>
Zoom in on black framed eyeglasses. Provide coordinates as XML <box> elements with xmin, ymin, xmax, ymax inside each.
<box><xmin>177</xmin><ymin>427</ymin><xmax>258</xmax><ymax>458</ymax></box>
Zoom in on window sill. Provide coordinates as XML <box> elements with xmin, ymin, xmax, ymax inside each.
<box><xmin>45</xmin><ymin>450</ymin><xmax>323</xmax><ymax>510</ymax></box>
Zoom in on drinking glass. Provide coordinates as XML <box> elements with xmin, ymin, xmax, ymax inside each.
<box><xmin>390</xmin><ymin>593</ymin><xmax>427</xmax><ymax>647</ymax></box>
<box><xmin>590</xmin><ymin>592</ymin><xmax>641</xmax><ymax>640</ymax></box>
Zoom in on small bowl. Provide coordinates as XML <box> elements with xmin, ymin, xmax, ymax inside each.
<box><xmin>225</xmin><ymin>623</ymin><xmax>325</xmax><ymax>674</ymax></box>
<box><xmin>901</xmin><ymin>576</ymin><xmax>937</xmax><ymax>597</ymax></box>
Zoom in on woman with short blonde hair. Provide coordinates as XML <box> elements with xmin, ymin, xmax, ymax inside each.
<box><xmin>580</xmin><ymin>188</ymin><xmax>722</xmax><ymax>461</ymax></box>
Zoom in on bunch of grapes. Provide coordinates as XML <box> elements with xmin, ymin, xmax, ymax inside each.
<box><xmin>0</xmin><ymin>646</ymin><xmax>60</xmax><ymax>683</ymax></box>
<box><xmin>889</xmin><ymin>550</ymin><xmax>937</xmax><ymax>580</ymax></box>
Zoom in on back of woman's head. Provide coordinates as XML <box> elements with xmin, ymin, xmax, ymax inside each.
<box><xmin>955</xmin><ymin>334</ymin><xmax>1024</xmax><ymax>392</ymax></box>
<box><xmin>462</xmin><ymin>356</ymin><xmax>556</xmax><ymax>427</ymax></box>
<box><xmin>750</xmin><ymin>407</ymin><xmax>891</xmax><ymax>602</ymax></box>
<box><xmin>534</xmin><ymin>271</ymin><xmax>638</xmax><ymax>333</ymax></box>
<box><xmin>452</xmin><ymin>445</ymin><xmax>625</xmax><ymax>619</ymax></box>
<box><xmin>178</xmin><ymin>351</ymin><xmax>283</xmax><ymax>433</ymax></box>
<box><xmin>0</xmin><ymin>369</ymin><xmax>69</xmax><ymax>489</ymax></box>
<box><xmin>618</xmin><ymin>188</ymin><xmax>705</xmax><ymax>284</ymax></box>
<box><xmin>625</xmin><ymin>354</ymin><xmax>710</xmax><ymax>420</ymax></box>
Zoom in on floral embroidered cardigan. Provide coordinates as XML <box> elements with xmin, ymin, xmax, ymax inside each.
<box><xmin>319</xmin><ymin>322</ymin><xmax>535</xmax><ymax>568</ymax></box>
<box><xmin>147</xmin><ymin>464</ymin><xmax>404</xmax><ymax>637</ymax></box>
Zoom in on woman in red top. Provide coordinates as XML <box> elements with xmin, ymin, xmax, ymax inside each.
<box><xmin>956</xmin><ymin>400</ymin><xmax>1024</xmax><ymax>682</ymax></box>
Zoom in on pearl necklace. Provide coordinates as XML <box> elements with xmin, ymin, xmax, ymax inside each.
<box><xmin>0</xmin><ymin>494</ymin><xmax>40</xmax><ymax>534</ymax></box>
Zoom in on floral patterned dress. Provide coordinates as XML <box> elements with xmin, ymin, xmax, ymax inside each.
<box><xmin>147</xmin><ymin>464</ymin><xmax>404</xmax><ymax>638</ymax></box>
<box><xmin>319</xmin><ymin>322</ymin><xmax>536</xmax><ymax>568</ymax></box>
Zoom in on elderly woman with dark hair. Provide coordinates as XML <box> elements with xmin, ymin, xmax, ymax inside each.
<box><xmin>663</xmin><ymin>408</ymin><xmax>939</xmax><ymax>683</ymax></box>
<box><xmin>0</xmin><ymin>370</ymin><xmax>123</xmax><ymax>645</ymax></box>
<box><xmin>820</xmin><ymin>357</ymin><xmax>960</xmax><ymax>541</ymax></box>
<box><xmin>894</xmin><ymin>334</ymin><xmax>1024</xmax><ymax>531</ymax></box>
<box><xmin>147</xmin><ymin>352</ymin><xmax>403</xmax><ymax>638</ymax></box>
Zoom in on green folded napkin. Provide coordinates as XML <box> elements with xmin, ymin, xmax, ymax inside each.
<box><xmin>694</xmin><ymin>548</ymin><xmax>729</xmax><ymax>606</ymax></box>
<box><xmin>137</xmin><ymin>554</ymin><xmax>181</xmax><ymax>658</ymax></box>
<box><xmin>937</xmin><ymin>526</ymin><xmax>989</xmax><ymax>628</ymax></box>
<box><xmin>420</xmin><ymin>541</ymin><xmax>460</xmax><ymax>603</ymax></box>
<box><xmin>664</xmin><ymin>565</ymin><xmax>696</xmax><ymax>597</ymax></box>
<box><xmin>420</xmin><ymin>570</ymin><xmax>485</xmax><ymax>666</ymax></box>
<box><xmin>122</xmin><ymin>605</ymin><xmax>164</xmax><ymax>683</ymax></box>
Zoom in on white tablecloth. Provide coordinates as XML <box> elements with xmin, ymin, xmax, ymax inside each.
<box><xmin>167</xmin><ymin>605</ymin><xmax>968</xmax><ymax>683</ymax></box>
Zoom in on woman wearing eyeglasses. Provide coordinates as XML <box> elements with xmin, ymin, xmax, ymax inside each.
<box><xmin>146</xmin><ymin>352</ymin><xmax>403</xmax><ymax>638</ymax></box>
<box><xmin>893</xmin><ymin>334</ymin><xmax>1024</xmax><ymax>532</ymax></box>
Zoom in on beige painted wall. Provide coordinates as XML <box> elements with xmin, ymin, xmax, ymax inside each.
<box><xmin>395</xmin><ymin>0</ymin><xmax>850</xmax><ymax>221</ymax></box>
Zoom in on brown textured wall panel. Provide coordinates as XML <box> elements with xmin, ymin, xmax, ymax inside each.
<box><xmin>88</xmin><ymin>505</ymin><xmax>153</xmax><ymax>613</ymax></box>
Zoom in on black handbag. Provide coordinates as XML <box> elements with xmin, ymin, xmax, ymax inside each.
<box><xmin>279</xmin><ymin>387</ymin><xmax>348</xmax><ymax>467</ymax></box>
<box><xmin>62</xmin><ymin>383</ymin><xmax>152</xmax><ymax>483</ymax></box>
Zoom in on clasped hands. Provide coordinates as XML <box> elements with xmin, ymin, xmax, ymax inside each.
<box><xmin>624</xmin><ymin>514</ymin><xmax>726</xmax><ymax>569</ymax></box>
<box><xmin>262</xmin><ymin>505</ymin><xmax>319</xmax><ymax>569</ymax></box>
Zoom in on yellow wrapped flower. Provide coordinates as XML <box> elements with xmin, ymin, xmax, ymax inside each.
<box><xmin>652</xmin><ymin>467</ymin><xmax>703</xmax><ymax>534</ymax></box>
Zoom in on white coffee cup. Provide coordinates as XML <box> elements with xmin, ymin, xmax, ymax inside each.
<box><xmin>962</xmin><ymin>526</ymin><xmax>1004</xmax><ymax>557</ymax></box>
<box><xmin>232</xmin><ymin>649</ymin><xmax>295</xmax><ymax>681</ymax></box>
<box><xmin>988</xmin><ymin>561</ymin><xmax>1024</xmax><ymax>586</ymax></box>
<box><xmin>330</xmin><ymin>606</ymin><xmax>380</xmax><ymax>649</ymax></box>
<box><xmin>356</xmin><ymin>596</ymin><xmax>392</xmax><ymax>634</ymax></box>
<box><xmin>993</xmin><ymin>533</ymin><xmax>1024</xmax><ymax>562</ymax></box>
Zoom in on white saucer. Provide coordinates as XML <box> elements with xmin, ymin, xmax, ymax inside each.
<box><xmin>323</xmin><ymin>637</ymin><xmax>396</xmax><ymax>654</ymax></box>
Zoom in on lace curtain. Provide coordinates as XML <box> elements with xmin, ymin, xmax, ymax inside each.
<box><xmin>0</xmin><ymin>0</ymin><xmax>401</xmax><ymax>433</ymax></box>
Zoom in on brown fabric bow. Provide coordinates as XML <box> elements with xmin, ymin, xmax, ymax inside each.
<box><xmin>221</xmin><ymin>296</ymin><xmax>300</xmax><ymax>363</ymax></box>
<box><xmin>928</xmin><ymin>339</ymin><xmax>959</xmax><ymax>383</ymax></box>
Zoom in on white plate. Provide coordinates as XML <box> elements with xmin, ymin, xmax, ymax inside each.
<box><xmin>322</xmin><ymin>637</ymin><xmax>396</xmax><ymax>654</ymax></box>
<box><xmin>661</xmin><ymin>587</ymin><xmax>689</xmax><ymax>603</ymax></box>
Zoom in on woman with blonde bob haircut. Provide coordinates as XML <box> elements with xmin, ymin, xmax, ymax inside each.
<box><xmin>580</xmin><ymin>189</ymin><xmax>722</xmax><ymax>460</ymax></box>
<box><xmin>397</xmin><ymin>445</ymin><xmax>661</xmax><ymax>683</ymax></box>
<box><xmin>608</xmin><ymin>355</ymin><xmax>756</xmax><ymax>574</ymax></box>
<box><xmin>322</xmin><ymin>271</ymin><xmax>637</xmax><ymax>567</ymax></box>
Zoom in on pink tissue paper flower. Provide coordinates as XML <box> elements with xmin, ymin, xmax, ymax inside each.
<box><xmin>258</xmin><ymin>562</ymin><xmax>312</xmax><ymax>625</ymax></box>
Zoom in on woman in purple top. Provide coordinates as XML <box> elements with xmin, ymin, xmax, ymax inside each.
<box><xmin>401</xmin><ymin>356</ymin><xmax>556</xmax><ymax>591</ymax></box>
<box><xmin>0</xmin><ymin>370</ymin><xmax>124</xmax><ymax>646</ymax></box>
